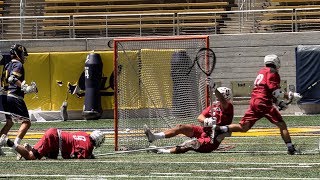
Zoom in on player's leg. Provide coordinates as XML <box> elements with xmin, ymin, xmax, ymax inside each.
<box><xmin>0</xmin><ymin>116</ymin><xmax>14</xmax><ymax>135</ymax></box>
<box><xmin>0</xmin><ymin>134</ymin><xmax>36</xmax><ymax>160</ymax></box>
<box><xmin>266</xmin><ymin>107</ymin><xmax>297</xmax><ymax>155</ymax></box>
<box><xmin>153</xmin><ymin>139</ymin><xmax>199</xmax><ymax>154</ymax></box>
<box><xmin>144</xmin><ymin>124</ymin><xmax>194</xmax><ymax>143</ymax></box>
<box><xmin>9</xmin><ymin>98</ymin><xmax>31</xmax><ymax>145</ymax></box>
<box><xmin>216</xmin><ymin>107</ymin><xmax>261</xmax><ymax>133</ymax></box>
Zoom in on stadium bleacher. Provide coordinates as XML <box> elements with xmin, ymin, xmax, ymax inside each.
<box><xmin>259</xmin><ymin>0</ymin><xmax>320</xmax><ymax>32</ymax></box>
<box><xmin>41</xmin><ymin>0</ymin><xmax>230</xmax><ymax>37</ymax></box>
<box><xmin>0</xmin><ymin>0</ymin><xmax>318</xmax><ymax>115</ymax></box>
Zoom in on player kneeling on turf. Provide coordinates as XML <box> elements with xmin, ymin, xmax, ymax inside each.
<box><xmin>0</xmin><ymin>128</ymin><xmax>105</xmax><ymax>160</ymax></box>
<box><xmin>144</xmin><ymin>87</ymin><xmax>234</xmax><ymax>154</ymax></box>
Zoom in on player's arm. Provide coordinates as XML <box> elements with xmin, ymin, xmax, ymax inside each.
<box><xmin>7</xmin><ymin>67</ymin><xmax>23</xmax><ymax>88</ymax></box>
<box><xmin>71</xmin><ymin>147</ymin><xmax>88</xmax><ymax>159</ymax></box>
<box><xmin>197</xmin><ymin>113</ymin><xmax>206</xmax><ymax>124</ymax></box>
<box><xmin>197</xmin><ymin>113</ymin><xmax>216</xmax><ymax>127</ymax></box>
<box><xmin>9</xmin><ymin>65</ymin><xmax>37</xmax><ymax>94</ymax></box>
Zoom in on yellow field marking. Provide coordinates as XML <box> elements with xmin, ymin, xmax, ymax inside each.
<box><xmin>7</xmin><ymin>127</ymin><xmax>320</xmax><ymax>139</ymax></box>
<box><xmin>232</xmin><ymin>127</ymin><xmax>320</xmax><ymax>137</ymax></box>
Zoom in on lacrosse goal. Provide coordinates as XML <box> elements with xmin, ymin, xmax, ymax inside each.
<box><xmin>113</xmin><ymin>35</ymin><xmax>212</xmax><ymax>150</ymax></box>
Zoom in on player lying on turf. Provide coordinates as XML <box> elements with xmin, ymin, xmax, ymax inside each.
<box><xmin>144</xmin><ymin>87</ymin><xmax>234</xmax><ymax>154</ymax></box>
<box><xmin>214</xmin><ymin>54</ymin><xmax>302</xmax><ymax>155</ymax></box>
<box><xmin>0</xmin><ymin>128</ymin><xmax>105</xmax><ymax>160</ymax></box>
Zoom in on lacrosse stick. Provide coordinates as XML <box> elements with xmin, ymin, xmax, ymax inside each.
<box><xmin>57</xmin><ymin>81</ymin><xmax>68</xmax><ymax>121</ymax></box>
<box><xmin>185</xmin><ymin>47</ymin><xmax>217</xmax><ymax>108</ymax></box>
<box><xmin>187</xmin><ymin>48</ymin><xmax>217</xmax><ymax>140</ymax></box>
<box><xmin>95</xmin><ymin>145</ymin><xmax>176</xmax><ymax>156</ymax></box>
<box><xmin>297</xmin><ymin>79</ymin><xmax>320</xmax><ymax>102</ymax></box>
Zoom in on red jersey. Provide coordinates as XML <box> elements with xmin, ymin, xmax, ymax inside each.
<box><xmin>201</xmin><ymin>101</ymin><xmax>234</xmax><ymax>126</ymax></box>
<box><xmin>33</xmin><ymin>128</ymin><xmax>94</xmax><ymax>159</ymax></box>
<box><xmin>60</xmin><ymin>131</ymin><xmax>94</xmax><ymax>159</ymax></box>
<box><xmin>251</xmin><ymin>67</ymin><xmax>281</xmax><ymax>104</ymax></box>
<box><xmin>239</xmin><ymin>67</ymin><xmax>284</xmax><ymax>129</ymax></box>
<box><xmin>193</xmin><ymin>101</ymin><xmax>233</xmax><ymax>153</ymax></box>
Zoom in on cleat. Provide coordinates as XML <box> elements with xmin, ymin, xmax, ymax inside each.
<box><xmin>143</xmin><ymin>124</ymin><xmax>155</xmax><ymax>143</ymax></box>
<box><xmin>0</xmin><ymin>147</ymin><xmax>6</xmax><ymax>156</ymax></box>
<box><xmin>0</xmin><ymin>134</ymin><xmax>7</xmax><ymax>147</ymax></box>
<box><xmin>287</xmin><ymin>145</ymin><xmax>298</xmax><ymax>155</ymax></box>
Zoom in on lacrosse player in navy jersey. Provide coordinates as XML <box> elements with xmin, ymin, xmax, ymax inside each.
<box><xmin>144</xmin><ymin>87</ymin><xmax>234</xmax><ymax>154</ymax></box>
<box><xmin>0</xmin><ymin>44</ymin><xmax>37</xmax><ymax>158</ymax></box>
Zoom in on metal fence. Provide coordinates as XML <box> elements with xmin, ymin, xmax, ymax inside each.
<box><xmin>1</xmin><ymin>8</ymin><xmax>320</xmax><ymax>39</ymax></box>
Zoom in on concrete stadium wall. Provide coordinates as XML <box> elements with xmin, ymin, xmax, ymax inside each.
<box><xmin>1</xmin><ymin>31</ymin><xmax>319</xmax><ymax>117</ymax></box>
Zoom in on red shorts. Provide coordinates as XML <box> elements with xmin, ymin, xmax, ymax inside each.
<box><xmin>192</xmin><ymin>125</ymin><xmax>220</xmax><ymax>153</ymax></box>
<box><xmin>240</xmin><ymin>98</ymin><xmax>283</xmax><ymax>129</ymax></box>
<box><xmin>33</xmin><ymin>128</ymin><xmax>60</xmax><ymax>159</ymax></box>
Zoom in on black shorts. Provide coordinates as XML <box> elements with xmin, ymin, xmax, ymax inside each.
<box><xmin>3</xmin><ymin>95</ymin><xmax>29</xmax><ymax>118</ymax></box>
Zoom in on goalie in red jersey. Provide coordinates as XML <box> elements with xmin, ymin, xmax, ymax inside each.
<box><xmin>0</xmin><ymin>128</ymin><xmax>105</xmax><ymax>160</ymax></box>
<box><xmin>144</xmin><ymin>87</ymin><xmax>234</xmax><ymax>154</ymax></box>
<box><xmin>215</xmin><ymin>54</ymin><xmax>301</xmax><ymax>155</ymax></box>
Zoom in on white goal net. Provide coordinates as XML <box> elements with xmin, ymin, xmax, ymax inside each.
<box><xmin>113</xmin><ymin>36</ymin><xmax>211</xmax><ymax>150</ymax></box>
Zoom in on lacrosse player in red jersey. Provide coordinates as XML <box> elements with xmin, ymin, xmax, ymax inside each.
<box><xmin>0</xmin><ymin>128</ymin><xmax>105</xmax><ymax>160</ymax></box>
<box><xmin>144</xmin><ymin>87</ymin><xmax>234</xmax><ymax>154</ymax></box>
<box><xmin>215</xmin><ymin>54</ymin><xmax>301</xmax><ymax>155</ymax></box>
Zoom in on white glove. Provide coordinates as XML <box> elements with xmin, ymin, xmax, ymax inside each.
<box><xmin>22</xmin><ymin>81</ymin><xmax>38</xmax><ymax>94</ymax></box>
<box><xmin>276</xmin><ymin>100</ymin><xmax>288</xmax><ymax>111</ymax></box>
<box><xmin>288</xmin><ymin>91</ymin><xmax>302</xmax><ymax>101</ymax></box>
<box><xmin>203</xmin><ymin>117</ymin><xmax>217</xmax><ymax>127</ymax></box>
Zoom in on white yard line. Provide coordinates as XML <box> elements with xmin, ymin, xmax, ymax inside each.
<box><xmin>0</xmin><ymin>160</ymin><xmax>319</xmax><ymax>166</ymax></box>
<box><xmin>0</xmin><ymin>174</ymin><xmax>319</xmax><ymax>179</ymax></box>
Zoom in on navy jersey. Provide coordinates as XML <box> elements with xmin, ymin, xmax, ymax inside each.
<box><xmin>4</xmin><ymin>60</ymin><xmax>25</xmax><ymax>98</ymax></box>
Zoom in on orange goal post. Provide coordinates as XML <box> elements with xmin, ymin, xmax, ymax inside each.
<box><xmin>113</xmin><ymin>35</ymin><xmax>211</xmax><ymax>151</ymax></box>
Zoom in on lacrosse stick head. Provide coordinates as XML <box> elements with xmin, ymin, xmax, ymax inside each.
<box><xmin>30</xmin><ymin>81</ymin><xmax>39</xmax><ymax>99</ymax></box>
<box><xmin>30</xmin><ymin>81</ymin><xmax>38</xmax><ymax>93</ymax></box>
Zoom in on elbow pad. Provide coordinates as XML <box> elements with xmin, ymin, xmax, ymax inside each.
<box><xmin>272</xmin><ymin>89</ymin><xmax>285</xmax><ymax>100</ymax></box>
<box><xmin>7</xmin><ymin>75</ymin><xmax>18</xmax><ymax>84</ymax></box>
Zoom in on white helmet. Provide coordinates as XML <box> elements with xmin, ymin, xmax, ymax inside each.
<box><xmin>90</xmin><ymin>130</ymin><xmax>105</xmax><ymax>148</ymax></box>
<box><xmin>264</xmin><ymin>54</ymin><xmax>280</xmax><ymax>69</ymax></box>
<box><xmin>217</xmin><ymin>87</ymin><xmax>232</xmax><ymax>100</ymax></box>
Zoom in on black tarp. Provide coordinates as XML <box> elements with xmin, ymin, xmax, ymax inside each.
<box><xmin>296</xmin><ymin>45</ymin><xmax>320</xmax><ymax>104</ymax></box>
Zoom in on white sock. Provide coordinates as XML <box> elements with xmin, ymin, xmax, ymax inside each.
<box><xmin>157</xmin><ymin>148</ymin><xmax>171</xmax><ymax>154</ymax></box>
<box><xmin>220</xmin><ymin>126</ymin><xmax>228</xmax><ymax>133</ymax></box>
<box><xmin>12</xmin><ymin>143</ymin><xmax>18</xmax><ymax>150</ymax></box>
<box><xmin>14</xmin><ymin>138</ymin><xmax>21</xmax><ymax>145</ymax></box>
<box><xmin>154</xmin><ymin>132</ymin><xmax>165</xmax><ymax>140</ymax></box>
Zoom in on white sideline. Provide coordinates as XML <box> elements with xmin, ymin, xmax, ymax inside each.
<box><xmin>1</xmin><ymin>160</ymin><xmax>320</xmax><ymax>166</ymax></box>
<box><xmin>0</xmin><ymin>174</ymin><xmax>319</xmax><ymax>179</ymax></box>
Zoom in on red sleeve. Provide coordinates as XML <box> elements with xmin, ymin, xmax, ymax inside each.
<box><xmin>201</xmin><ymin>106</ymin><xmax>211</xmax><ymax>117</ymax></box>
<box><xmin>266</xmin><ymin>70</ymin><xmax>280</xmax><ymax>92</ymax></box>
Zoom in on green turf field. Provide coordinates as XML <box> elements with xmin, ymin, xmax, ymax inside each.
<box><xmin>1</xmin><ymin>116</ymin><xmax>320</xmax><ymax>179</ymax></box>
